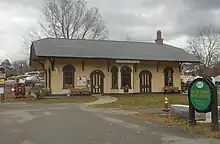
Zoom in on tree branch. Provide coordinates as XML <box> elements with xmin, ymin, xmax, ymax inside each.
<box><xmin>186</xmin><ymin>25</ymin><xmax>220</xmax><ymax>75</ymax></box>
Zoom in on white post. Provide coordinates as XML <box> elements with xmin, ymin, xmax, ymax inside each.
<box><xmin>118</xmin><ymin>66</ymin><xmax>121</xmax><ymax>90</ymax></box>
<box><xmin>130</xmin><ymin>65</ymin><xmax>134</xmax><ymax>93</ymax></box>
<box><xmin>205</xmin><ymin>77</ymin><xmax>215</xmax><ymax>122</ymax></box>
<box><xmin>205</xmin><ymin>112</ymin><xmax>212</xmax><ymax>122</ymax></box>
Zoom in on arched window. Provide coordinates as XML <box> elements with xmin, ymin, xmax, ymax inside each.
<box><xmin>164</xmin><ymin>67</ymin><xmax>174</xmax><ymax>86</ymax></box>
<box><xmin>62</xmin><ymin>65</ymin><xmax>75</xmax><ymax>89</ymax></box>
<box><xmin>111</xmin><ymin>66</ymin><xmax>118</xmax><ymax>89</ymax></box>
<box><xmin>121</xmin><ymin>66</ymin><xmax>132</xmax><ymax>88</ymax></box>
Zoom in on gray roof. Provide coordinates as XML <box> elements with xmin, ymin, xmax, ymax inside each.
<box><xmin>31</xmin><ymin>38</ymin><xmax>200</xmax><ymax>63</ymax></box>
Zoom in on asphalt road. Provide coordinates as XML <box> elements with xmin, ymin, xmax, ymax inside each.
<box><xmin>0</xmin><ymin>103</ymin><xmax>219</xmax><ymax>144</ymax></box>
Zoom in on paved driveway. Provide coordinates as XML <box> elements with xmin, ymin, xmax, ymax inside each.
<box><xmin>0</xmin><ymin>103</ymin><xmax>219</xmax><ymax>144</ymax></box>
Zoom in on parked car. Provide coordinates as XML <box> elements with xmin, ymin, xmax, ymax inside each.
<box><xmin>38</xmin><ymin>76</ymin><xmax>44</xmax><ymax>81</ymax></box>
<box><xmin>25</xmin><ymin>75</ymin><xmax>40</xmax><ymax>86</ymax></box>
<box><xmin>25</xmin><ymin>71</ymin><xmax>40</xmax><ymax>76</ymax></box>
<box><xmin>35</xmin><ymin>81</ymin><xmax>44</xmax><ymax>88</ymax></box>
<box><xmin>5</xmin><ymin>76</ymin><xmax>16</xmax><ymax>86</ymax></box>
<box><xmin>16</xmin><ymin>75</ymin><xmax>29</xmax><ymax>84</ymax></box>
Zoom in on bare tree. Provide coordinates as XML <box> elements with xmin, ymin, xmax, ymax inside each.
<box><xmin>0</xmin><ymin>59</ymin><xmax>12</xmax><ymax>71</ymax></box>
<box><xmin>11</xmin><ymin>60</ymin><xmax>29</xmax><ymax>75</ymax></box>
<box><xmin>186</xmin><ymin>25</ymin><xmax>220</xmax><ymax>75</ymax></box>
<box><xmin>125</xmin><ymin>34</ymin><xmax>132</xmax><ymax>41</ymax></box>
<box><xmin>39</xmin><ymin>0</ymin><xmax>108</xmax><ymax>39</ymax></box>
<box><xmin>181</xmin><ymin>63</ymin><xmax>199</xmax><ymax>76</ymax></box>
<box><xmin>23</xmin><ymin>28</ymin><xmax>43</xmax><ymax>55</ymax></box>
<box><xmin>23</xmin><ymin>0</ymin><xmax>109</xmax><ymax>51</ymax></box>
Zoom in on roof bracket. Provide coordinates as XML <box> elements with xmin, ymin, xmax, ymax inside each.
<box><xmin>134</xmin><ymin>63</ymin><xmax>137</xmax><ymax>72</ymax></box>
<box><xmin>107</xmin><ymin>60</ymin><xmax>110</xmax><ymax>72</ymax></box>
<box><xmin>179</xmin><ymin>62</ymin><xmax>182</xmax><ymax>73</ymax></box>
<box><xmin>82</xmin><ymin>60</ymin><xmax>84</xmax><ymax>71</ymax></box>
<box><xmin>157</xmin><ymin>62</ymin><xmax>160</xmax><ymax>72</ymax></box>
<box><xmin>34</xmin><ymin>60</ymin><xmax>45</xmax><ymax>70</ymax></box>
<box><xmin>48</xmin><ymin>58</ymin><xmax>55</xmax><ymax>71</ymax></box>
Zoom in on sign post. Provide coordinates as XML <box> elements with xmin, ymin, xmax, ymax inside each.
<box><xmin>0</xmin><ymin>67</ymin><xmax>6</xmax><ymax>102</ymax></box>
<box><xmin>211</xmin><ymin>86</ymin><xmax>219</xmax><ymax>131</ymax></box>
<box><xmin>188</xmin><ymin>78</ymin><xmax>219</xmax><ymax>131</ymax></box>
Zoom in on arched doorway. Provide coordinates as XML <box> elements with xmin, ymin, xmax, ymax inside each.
<box><xmin>120</xmin><ymin>66</ymin><xmax>132</xmax><ymax>88</ymax></box>
<box><xmin>139</xmin><ymin>70</ymin><xmax>152</xmax><ymax>93</ymax></box>
<box><xmin>90</xmin><ymin>70</ymin><xmax>105</xmax><ymax>94</ymax></box>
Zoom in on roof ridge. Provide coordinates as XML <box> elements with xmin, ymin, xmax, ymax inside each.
<box><xmin>33</xmin><ymin>37</ymin><xmax>181</xmax><ymax>49</ymax></box>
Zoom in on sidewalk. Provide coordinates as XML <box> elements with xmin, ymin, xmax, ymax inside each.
<box><xmin>0</xmin><ymin>102</ymin><xmax>27</xmax><ymax>105</ymax></box>
<box><xmin>84</xmin><ymin>96</ymin><xmax>117</xmax><ymax>106</ymax></box>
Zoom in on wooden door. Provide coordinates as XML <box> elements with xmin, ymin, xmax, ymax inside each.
<box><xmin>139</xmin><ymin>70</ymin><xmax>152</xmax><ymax>93</ymax></box>
<box><xmin>90</xmin><ymin>70</ymin><xmax>104</xmax><ymax>94</ymax></box>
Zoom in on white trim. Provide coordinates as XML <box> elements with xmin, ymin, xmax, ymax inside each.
<box><xmin>116</xmin><ymin>60</ymin><xmax>140</xmax><ymax>64</ymax></box>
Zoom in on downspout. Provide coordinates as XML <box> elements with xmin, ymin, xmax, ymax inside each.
<box><xmin>133</xmin><ymin>64</ymin><xmax>135</xmax><ymax>95</ymax></box>
<box><xmin>133</xmin><ymin>70</ymin><xmax>134</xmax><ymax>95</ymax></box>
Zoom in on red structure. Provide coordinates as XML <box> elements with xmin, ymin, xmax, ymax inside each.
<box><xmin>11</xmin><ymin>83</ymin><xmax>25</xmax><ymax>97</ymax></box>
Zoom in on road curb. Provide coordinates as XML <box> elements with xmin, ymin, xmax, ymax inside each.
<box><xmin>1</xmin><ymin>102</ymin><xmax>27</xmax><ymax>105</ymax></box>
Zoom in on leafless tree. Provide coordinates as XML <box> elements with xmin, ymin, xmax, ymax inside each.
<box><xmin>11</xmin><ymin>60</ymin><xmax>29</xmax><ymax>75</ymax></box>
<box><xmin>186</xmin><ymin>25</ymin><xmax>220</xmax><ymax>75</ymax></box>
<box><xmin>23</xmin><ymin>0</ymin><xmax>109</xmax><ymax>50</ymax></box>
<box><xmin>181</xmin><ymin>63</ymin><xmax>199</xmax><ymax>76</ymax></box>
<box><xmin>125</xmin><ymin>34</ymin><xmax>132</xmax><ymax>41</ymax></box>
<box><xmin>40</xmin><ymin>0</ymin><xmax>108</xmax><ymax>39</ymax></box>
<box><xmin>23</xmin><ymin>28</ymin><xmax>43</xmax><ymax>55</ymax></box>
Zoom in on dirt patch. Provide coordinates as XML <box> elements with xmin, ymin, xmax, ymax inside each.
<box><xmin>132</xmin><ymin>113</ymin><xmax>220</xmax><ymax>138</ymax></box>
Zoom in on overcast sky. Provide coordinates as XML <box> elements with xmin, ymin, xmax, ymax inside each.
<box><xmin>0</xmin><ymin>0</ymin><xmax>220</xmax><ymax>61</ymax></box>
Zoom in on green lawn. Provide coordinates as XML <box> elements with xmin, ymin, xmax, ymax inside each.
<box><xmin>30</xmin><ymin>96</ymin><xmax>98</xmax><ymax>104</ymax></box>
<box><xmin>93</xmin><ymin>94</ymin><xmax>220</xmax><ymax>109</ymax></box>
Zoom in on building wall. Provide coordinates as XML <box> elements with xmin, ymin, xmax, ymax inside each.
<box><xmin>44</xmin><ymin>58</ymin><xmax>181</xmax><ymax>95</ymax></box>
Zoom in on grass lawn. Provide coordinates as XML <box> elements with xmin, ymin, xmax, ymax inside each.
<box><xmin>32</xmin><ymin>96</ymin><xmax>98</xmax><ymax>104</ymax></box>
<box><xmin>93</xmin><ymin>94</ymin><xmax>220</xmax><ymax>109</ymax></box>
<box><xmin>132</xmin><ymin>113</ymin><xmax>220</xmax><ymax>138</ymax></box>
<box><xmin>93</xmin><ymin>94</ymin><xmax>189</xmax><ymax>109</ymax></box>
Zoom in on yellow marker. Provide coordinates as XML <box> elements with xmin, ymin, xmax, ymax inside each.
<box><xmin>165</xmin><ymin>97</ymin><xmax>168</xmax><ymax>103</ymax></box>
<box><xmin>0</xmin><ymin>79</ymin><xmax>5</xmax><ymax>85</ymax></box>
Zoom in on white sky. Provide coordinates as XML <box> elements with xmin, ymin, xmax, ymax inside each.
<box><xmin>0</xmin><ymin>0</ymin><xmax>220</xmax><ymax>62</ymax></box>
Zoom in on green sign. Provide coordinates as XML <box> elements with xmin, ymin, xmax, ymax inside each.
<box><xmin>188</xmin><ymin>78</ymin><xmax>213</xmax><ymax>113</ymax></box>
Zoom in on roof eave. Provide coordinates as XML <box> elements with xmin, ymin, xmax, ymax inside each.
<box><xmin>35</xmin><ymin>55</ymin><xmax>200</xmax><ymax>63</ymax></box>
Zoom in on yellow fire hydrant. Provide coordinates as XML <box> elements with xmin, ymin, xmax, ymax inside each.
<box><xmin>162</xmin><ymin>97</ymin><xmax>170</xmax><ymax>118</ymax></box>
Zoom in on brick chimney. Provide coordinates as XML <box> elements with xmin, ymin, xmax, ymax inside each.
<box><xmin>155</xmin><ymin>30</ymin><xmax>163</xmax><ymax>44</ymax></box>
